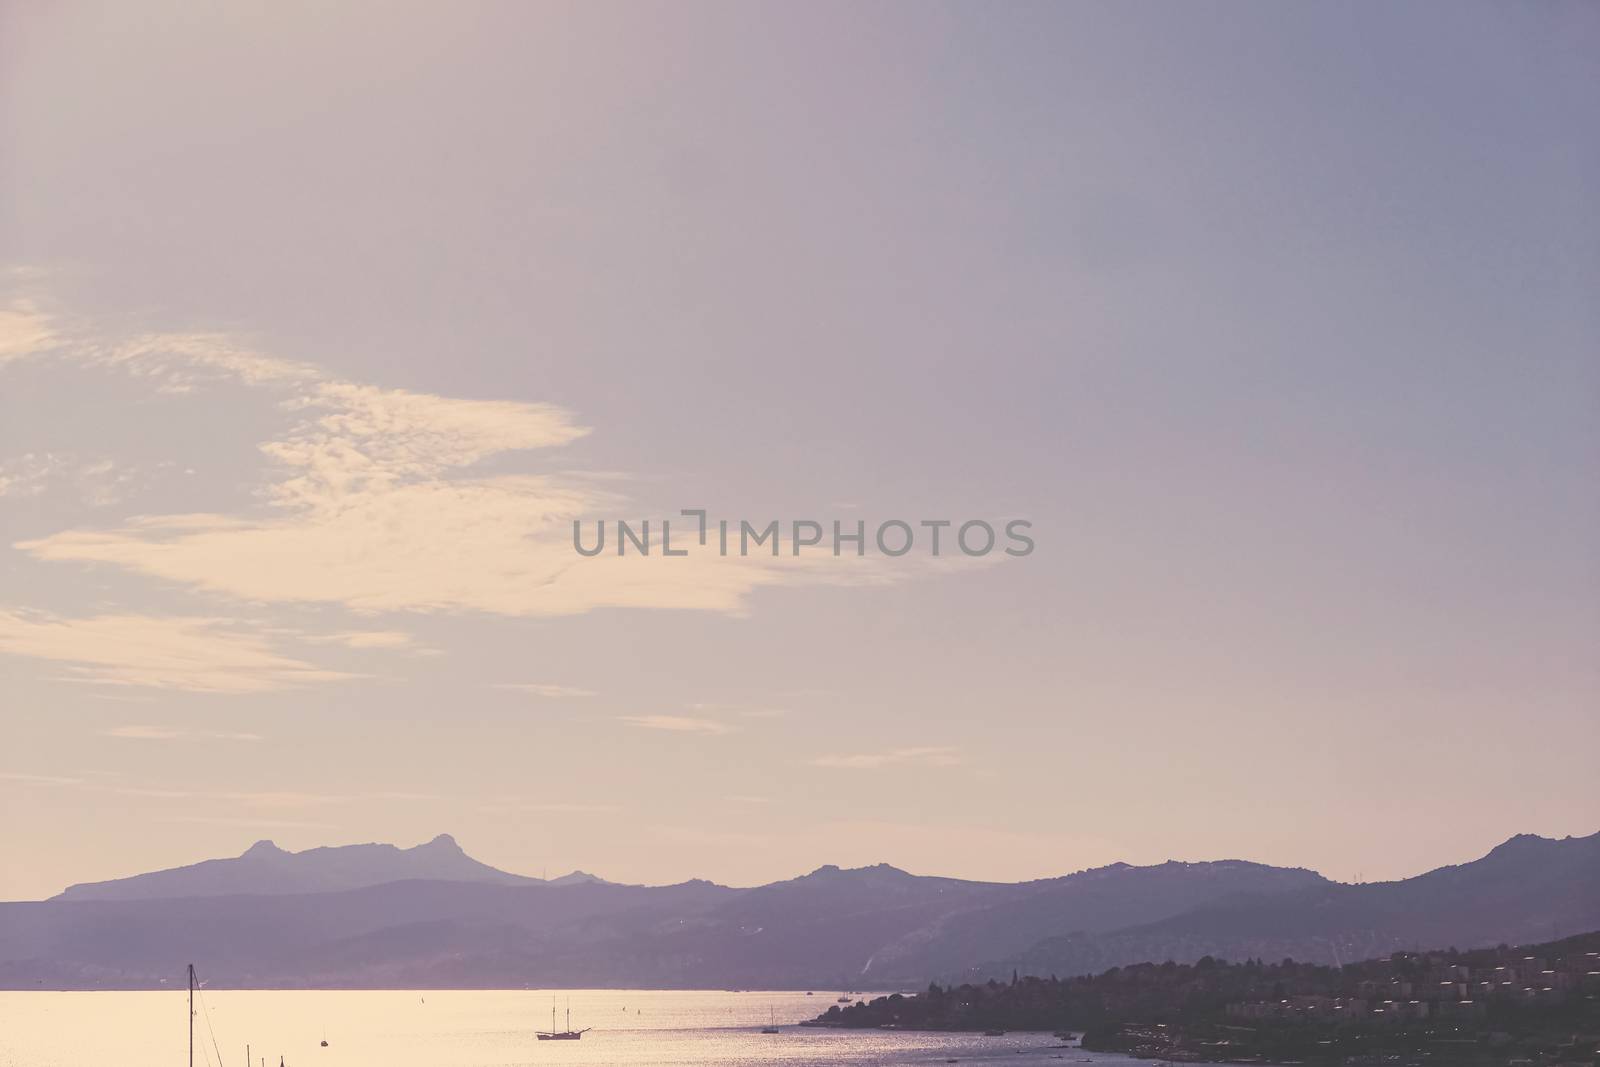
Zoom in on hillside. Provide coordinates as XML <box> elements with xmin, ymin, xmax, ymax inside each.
<box><xmin>976</xmin><ymin>831</ymin><xmax>1600</xmax><ymax>983</ymax></box>
<box><xmin>811</xmin><ymin>931</ymin><xmax>1600</xmax><ymax>1065</ymax></box>
<box><xmin>3</xmin><ymin>832</ymin><xmax>1594</xmax><ymax>990</ymax></box>
<box><xmin>50</xmin><ymin>834</ymin><xmax>610</xmax><ymax>901</ymax></box>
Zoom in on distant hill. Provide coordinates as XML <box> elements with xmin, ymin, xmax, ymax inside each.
<box><xmin>873</xmin><ymin>858</ymin><xmax>1329</xmax><ymax>981</ymax></box>
<box><xmin>977</xmin><ymin>831</ymin><xmax>1600</xmax><ymax>982</ymax></box>
<box><xmin>3</xmin><ymin>831</ymin><xmax>1594</xmax><ymax>989</ymax></box>
<box><xmin>53</xmin><ymin>834</ymin><xmax>603</xmax><ymax>901</ymax></box>
<box><xmin>640</xmin><ymin>858</ymin><xmax>1329</xmax><ymax>987</ymax></box>
<box><xmin>812</xmin><ymin>929</ymin><xmax>1600</xmax><ymax>1066</ymax></box>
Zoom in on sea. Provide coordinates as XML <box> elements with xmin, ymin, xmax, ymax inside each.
<box><xmin>0</xmin><ymin>988</ymin><xmax>1166</xmax><ymax>1067</ymax></box>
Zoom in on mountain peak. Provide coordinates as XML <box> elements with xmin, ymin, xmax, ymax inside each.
<box><xmin>22</xmin><ymin>830</ymin><xmax>1600</xmax><ymax>990</ymax></box>
<box><xmin>799</xmin><ymin>862</ymin><xmax>913</xmax><ymax>881</ymax></box>
<box><xmin>1500</xmin><ymin>832</ymin><xmax>1547</xmax><ymax>846</ymax></box>
<box><xmin>55</xmin><ymin>833</ymin><xmax>536</xmax><ymax>901</ymax></box>
<box><xmin>548</xmin><ymin>869</ymin><xmax>608</xmax><ymax>887</ymax></box>
<box><xmin>418</xmin><ymin>833</ymin><xmax>462</xmax><ymax>852</ymax></box>
<box><xmin>1483</xmin><ymin>833</ymin><xmax>1559</xmax><ymax>860</ymax></box>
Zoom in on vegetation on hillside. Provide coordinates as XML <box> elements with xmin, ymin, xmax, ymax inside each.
<box><xmin>809</xmin><ymin>931</ymin><xmax>1600</xmax><ymax>1065</ymax></box>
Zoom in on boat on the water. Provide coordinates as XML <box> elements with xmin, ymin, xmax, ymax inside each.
<box><xmin>188</xmin><ymin>963</ymin><xmax>281</xmax><ymax>1067</ymax></box>
<box><xmin>536</xmin><ymin>997</ymin><xmax>590</xmax><ymax>1041</ymax></box>
<box><xmin>186</xmin><ymin>964</ymin><xmax>197</xmax><ymax>1067</ymax></box>
<box><xmin>761</xmin><ymin>1007</ymin><xmax>780</xmax><ymax>1034</ymax></box>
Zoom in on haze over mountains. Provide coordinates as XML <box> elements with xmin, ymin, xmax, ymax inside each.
<box><xmin>2</xmin><ymin>831</ymin><xmax>1594</xmax><ymax>990</ymax></box>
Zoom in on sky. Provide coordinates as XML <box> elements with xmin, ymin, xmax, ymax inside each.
<box><xmin>1</xmin><ymin>1</ymin><xmax>1596</xmax><ymax>902</ymax></box>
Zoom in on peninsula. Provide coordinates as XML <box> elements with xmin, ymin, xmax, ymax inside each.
<box><xmin>809</xmin><ymin>931</ymin><xmax>1600</xmax><ymax>1065</ymax></box>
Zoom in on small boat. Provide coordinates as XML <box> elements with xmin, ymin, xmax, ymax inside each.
<box><xmin>535</xmin><ymin>997</ymin><xmax>589</xmax><ymax>1041</ymax></box>
<box><xmin>185</xmin><ymin>964</ymin><xmax>258</xmax><ymax>1067</ymax></box>
<box><xmin>761</xmin><ymin>1008</ymin><xmax>780</xmax><ymax>1034</ymax></box>
<box><xmin>836</xmin><ymin>994</ymin><xmax>853</xmax><ymax>1003</ymax></box>
<box><xmin>185</xmin><ymin>965</ymin><xmax>199</xmax><ymax>1067</ymax></box>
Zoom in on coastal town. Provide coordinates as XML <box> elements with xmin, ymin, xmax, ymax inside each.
<box><xmin>810</xmin><ymin>932</ymin><xmax>1600</xmax><ymax>1065</ymax></box>
<box><xmin>1224</xmin><ymin>945</ymin><xmax>1600</xmax><ymax>1024</ymax></box>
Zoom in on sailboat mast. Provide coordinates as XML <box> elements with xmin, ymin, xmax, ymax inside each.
<box><xmin>188</xmin><ymin>963</ymin><xmax>195</xmax><ymax>1067</ymax></box>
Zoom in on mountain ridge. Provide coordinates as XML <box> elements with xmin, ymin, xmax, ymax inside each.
<box><xmin>6</xmin><ymin>831</ymin><xmax>1592</xmax><ymax>990</ymax></box>
<box><xmin>52</xmin><ymin>833</ymin><xmax>608</xmax><ymax>902</ymax></box>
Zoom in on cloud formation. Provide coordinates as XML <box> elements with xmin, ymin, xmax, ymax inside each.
<box><xmin>7</xmin><ymin>312</ymin><xmax>899</xmax><ymax>623</ymax></box>
<box><xmin>619</xmin><ymin>715</ymin><xmax>735</xmax><ymax>735</ymax></box>
<box><xmin>0</xmin><ymin>452</ymin><xmax>138</xmax><ymax>506</ymax></box>
<box><xmin>492</xmin><ymin>683</ymin><xmax>598</xmax><ymax>698</ymax></box>
<box><xmin>0</xmin><ymin>299</ymin><xmax>56</xmax><ymax>364</ymax></box>
<box><xmin>0</xmin><ymin>771</ymin><xmax>437</xmax><ymax>811</ymax></box>
<box><xmin>103</xmin><ymin>725</ymin><xmax>263</xmax><ymax>742</ymax></box>
<box><xmin>0</xmin><ymin>610</ymin><xmax>356</xmax><ymax>693</ymax></box>
<box><xmin>811</xmin><ymin>745</ymin><xmax>962</xmax><ymax>769</ymax></box>
<box><xmin>0</xmin><ymin>771</ymin><xmax>84</xmax><ymax>786</ymax></box>
<box><xmin>301</xmin><ymin>631</ymin><xmax>416</xmax><ymax>650</ymax></box>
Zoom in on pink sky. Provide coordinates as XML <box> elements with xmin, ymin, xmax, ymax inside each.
<box><xmin>1</xmin><ymin>1</ymin><xmax>1596</xmax><ymax>900</ymax></box>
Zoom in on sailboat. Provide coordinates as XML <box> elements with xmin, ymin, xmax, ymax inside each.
<box><xmin>188</xmin><ymin>964</ymin><xmax>254</xmax><ymax>1067</ymax></box>
<box><xmin>761</xmin><ymin>1007</ymin><xmax>780</xmax><ymax>1034</ymax></box>
<box><xmin>535</xmin><ymin>996</ymin><xmax>589</xmax><ymax>1041</ymax></box>
<box><xmin>188</xmin><ymin>964</ymin><xmax>197</xmax><ymax>1067</ymax></box>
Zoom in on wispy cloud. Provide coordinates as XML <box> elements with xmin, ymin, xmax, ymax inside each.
<box><xmin>0</xmin><ymin>771</ymin><xmax>85</xmax><ymax>786</ymax></box>
<box><xmin>215</xmin><ymin>791</ymin><xmax>347</xmax><ymax>809</ymax></box>
<box><xmin>0</xmin><ymin>772</ymin><xmax>435</xmax><ymax>810</ymax></box>
<box><xmin>0</xmin><ymin>609</ymin><xmax>357</xmax><ymax>693</ymax></box>
<box><xmin>0</xmin><ymin>453</ymin><xmax>144</xmax><ymax>508</ymax></box>
<box><xmin>0</xmin><ymin>299</ymin><xmax>56</xmax><ymax>365</ymax></box>
<box><xmin>0</xmin><ymin>453</ymin><xmax>56</xmax><ymax>499</ymax></box>
<box><xmin>811</xmin><ymin>745</ymin><xmax>962</xmax><ymax>770</ymax></box>
<box><xmin>102</xmin><ymin>725</ymin><xmax>184</xmax><ymax>740</ymax></box>
<box><xmin>301</xmin><ymin>630</ymin><xmax>415</xmax><ymax>650</ymax></box>
<box><xmin>8</xmin><ymin>310</ymin><xmax>907</xmax><ymax>622</ymax></box>
<box><xmin>84</xmin><ymin>330</ymin><xmax>320</xmax><ymax>392</ymax></box>
<box><xmin>109</xmin><ymin>785</ymin><xmax>196</xmax><ymax>800</ymax></box>
<box><xmin>619</xmin><ymin>715</ymin><xmax>735</xmax><ymax>735</ymax></box>
<box><xmin>689</xmin><ymin>702</ymin><xmax>789</xmax><ymax>719</ymax></box>
<box><xmin>156</xmin><ymin>815</ymin><xmax>338</xmax><ymax>830</ymax></box>
<box><xmin>103</xmin><ymin>725</ymin><xmax>263</xmax><ymax>742</ymax></box>
<box><xmin>73</xmin><ymin>458</ymin><xmax>139</xmax><ymax>508</ymax></box>
<box><xmin>492</xmin><ymin>683</ymin><xmax>597</xmax><ymax>698</ymax></box>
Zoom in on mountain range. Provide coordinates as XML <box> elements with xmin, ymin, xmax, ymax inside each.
<box><xmin>1</xmin><ymin>831</ymin><xmax>1594</xmax><ymax>989</ymax></box>
<box><xmin>52</xmin><ymin>833</ymin><xmax>606</xmax><ymax>901</ymax></box>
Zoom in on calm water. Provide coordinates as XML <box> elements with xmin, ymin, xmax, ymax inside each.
<box><xmin>0</xmin><ymin>989</ymin><xmax>1160</xmax><ymax>1067</ymax></box>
